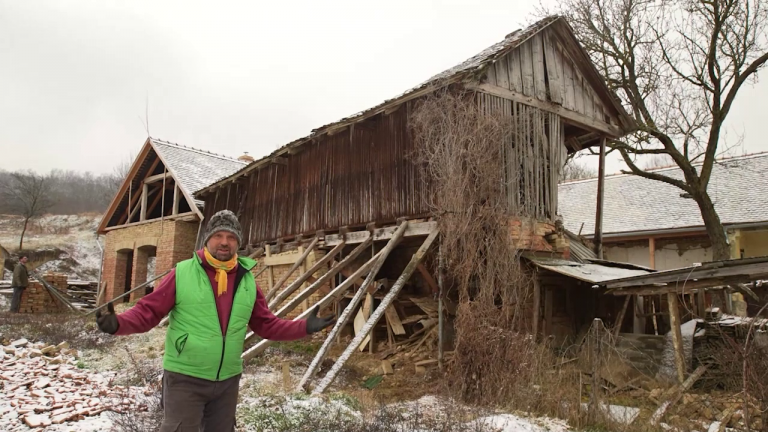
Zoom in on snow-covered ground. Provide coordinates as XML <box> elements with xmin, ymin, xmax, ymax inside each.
<box><xmin>0</xmin><ymin>214</ymin><xmax>102</xmax><ymax>280</ymax></box>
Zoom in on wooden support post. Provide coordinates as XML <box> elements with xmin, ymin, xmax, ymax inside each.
<box><xmin>242</xmin><ymin>248</ymin><xmax>383</xmax><ymax>360</ymax></box>
<box><xmin>266</xmin><ymin>245</ymin><xmax>274</xmax><ymax>295</ymax></box>
<box><xmin>282</xmin><ymin>362</ymin><xmax>291</xmax><ymax>391</ymax></box>
<box><xmin>267</xmin><ymin>241</ymin><xmax>346</xmax><ymax>310</ymax></box>
<box><xmin>172</xmin><ymin>182</ymin><xmax>180</xmax><ymax>215</ymax></box>
<box><xmin>649</xmin><ymin>237</ymin><xmax>656</xmax><ymax>269</ymax></box>
<box><xmin>243</xmin><ymin>240</ymin><xmax>368</xmax><ymax>346</ymax></box>
<box><xmin>127</xmin><ymin>183</ymin><xmax>132</xmax><ymax>223</ymax></box>
<box><xmin>368</xmin><ymin>293</ymin><xmax>375</xmax><ymax>355</ymax></box>
<box><xmin>140</xmin><ymin>183</ymin><xmax>149</xmax><ymax>221</ymax></box>
<box><xmin>532</xmin><ymin>274</ymin><xmax>541</xmax><ymax>341</ymax></box>
<box><xmin>298</xmin><ymin>222</ymin><xmax>409</xmax><ymax>392</ymax></box>
<box><xmin>544</xmin><ymin>286</ymin><xmax>553</xmax><ymax>337</ymax></box>
<box><xmin>300</xmin><ymin>246</ymin><xmax>309</xmax><ymax>313</ymax></box>
<box><xmin>614</xmin><ymin>295</ymin><xmax>631</xmax><ymax>339</ymax></box>
<box><xmin>312</xmin><ymin>229</ymin><xmax>438</xmax><ymax>395</ymax></box>
<box><xmin>265</xmin><ymin>237</ymin><xmax>319</xmax><ymax>302</ymax></box>
<box><xmin>160</xmin><ymin>167</ymin><xmax>167</xmax><ymax>219</ymax></box>
<box><xmin>696</xmin><ymin>290</ymin><xmax>706</xmax><ymax>318</ymax></box>
<box><xmin>437</xmin><ymin>241</ymin><xmax>445</xmax><ymax>370</ymax></box>
<box><xmin>417</xmin><ymin>263</ymin><xmax>439</xmax><ymax>294</ymax></box>
<box><xmin>667</xmin><ymin>294</ymin><xmax>686</xmax><ymax>384</ymax></box>
<box><xmin>588</xmin><ymin>318</ymin><xmax>602</xmax><ymax>423</ymax></box>
<box><xmin>594</xmin><ymin>137</ymin><xmax>606</xmax><ymax>259</ymax></box>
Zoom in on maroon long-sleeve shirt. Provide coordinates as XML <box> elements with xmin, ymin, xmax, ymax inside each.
<box><xmin>115</xmin><ymin>249</ymin><xmax>307</xmax><ymax>341</ymax></box>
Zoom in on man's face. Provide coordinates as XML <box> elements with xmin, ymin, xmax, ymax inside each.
<box><xmin>20</xmin><ymin>257</ymin><xmax>28</xmax><ymax>264</ymax></box>
<box><xmin>206</xmin><ymin>231</ymin><xmax>239</xmax><ymax>261</ymax></box>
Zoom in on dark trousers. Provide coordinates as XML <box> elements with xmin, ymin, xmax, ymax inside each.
<box><xmin>159</xmin><ymin>370</ymin><xmax>241</xmax><ymax>432</ymax></box>
<box><xmin>10</xmin><ymin>287</ymin><xmax>24</xmax><ymax>312</ymax></box>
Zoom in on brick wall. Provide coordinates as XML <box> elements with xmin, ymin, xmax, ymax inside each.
<box><xmin>509</xmin><ymin>217</ymin><xmax>569</xmax><ymax>257</ymax></box>
<box><xmin>102</xmin><ymin>219</ymin><xmax>200</xmax><ymax>302</ymax></box>
<box><xmin>253</xmin><ymin>249</ymin><xmax>329</xmax><ymax>319</ymax></box>
<box><xmin>18</xmin><ymin>273</ymin><xmax>69</xmax><ymax>314</ymax></box>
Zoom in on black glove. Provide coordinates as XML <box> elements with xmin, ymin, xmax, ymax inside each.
<box><xmin>96</xmin><ymin>302</ymin><xmax>119</xmax><ymax>335</ymax></box>
<box><xmin>306</xmin><ymin>306</ymin><xmax>335</xmax><ymax>334</ymax></box>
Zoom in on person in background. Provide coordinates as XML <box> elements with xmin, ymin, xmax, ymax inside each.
<box><xmin>9</xmin><ymin>255</ymin><xmax>29</xmax><ymax>313</ymax></box>
<box><xmin>95</xmin><ymin>210</ymin><xmax>335</xmax><ymax>432</ymax></box>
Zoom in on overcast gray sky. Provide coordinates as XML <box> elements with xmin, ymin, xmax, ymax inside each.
<box><xmin>1</xmin><ymin>0</ymin><xmax>766</xmax><ymax>176</ymax></box>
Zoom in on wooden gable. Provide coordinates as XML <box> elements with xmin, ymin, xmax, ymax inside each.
<box><xmin>475</xmin><ymin>24</ymin><xmax>627</xmax><ymax>145</ymax></box>
<box><xmin>97</xmin><ymin>139</ymin><xmax>197</xmax><ymax>234</ymax></box>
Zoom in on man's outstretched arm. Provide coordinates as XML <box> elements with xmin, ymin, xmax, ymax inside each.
<box><xmin>248</xmin><ymin>286</ymin><xmax>308</xmax><ymax>341</ymax></box>
<box><xmin>105</xmin><ymin>270</ymin><xmax>177</xmax><ymax>336</ymax></box>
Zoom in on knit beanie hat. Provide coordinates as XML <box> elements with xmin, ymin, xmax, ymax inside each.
<box><xmin>203</xmin><ymin>210</ymin><xmax>243</xmax><ymax>247</ymax></box>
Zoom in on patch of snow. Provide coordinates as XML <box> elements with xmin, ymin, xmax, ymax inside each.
<box><xmin>579</xmin><ymin>402</ymin><xmax>640</xmax><ymax>425</ymax></box>
<box><xmin>469</xmin><ymin>414</ymin><xmax>571</xmax><ymax>432</ymax></box>
<box><xmin>659</xmin><ymin>319</ymin><xmax>698</xmax><ymax>382</ymax></box>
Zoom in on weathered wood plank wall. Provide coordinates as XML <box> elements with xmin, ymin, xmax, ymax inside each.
<box><xmin>204</xmin><ymin>93</ymin><xmax>568</xmax><ymax>245</ymax></box>
<box><xmin>484</xmin><ymin>29</ymin><xmax>609</xmax><ymax>126</ymax></box>
<box><xmin>203</xmin><ymin>105</ymin><xmax>431</xmax><ymax>244</ymax></box>
<box><xmin>478</xmin><ymin>93</ymin><xmax>565</xmax><ymax>221</ymax></box>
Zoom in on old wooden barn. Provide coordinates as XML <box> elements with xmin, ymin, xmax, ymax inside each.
<box><xmin>195</xmin><ymin>16</ymin><xmax>634</xmax><ymax>393</ymax></box>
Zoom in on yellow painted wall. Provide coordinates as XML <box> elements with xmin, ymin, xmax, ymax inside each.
<box><xmin>739</xmin><ymin>229</ymin><xmax>768</xmax><ymax>258</ymax></box>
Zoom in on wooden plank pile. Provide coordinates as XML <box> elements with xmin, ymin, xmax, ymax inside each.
<box><xmin>692</xmin><ymin>308</ymin><xmax>768</xmax><ymax>391</ymax></box>
<box><xmin>63</xmin><ymin>281</ymin><xmax>99</xmax><ymax>310</ymax></box>
<box><xmin>1</xmin><ymin>338</ymin><xmax>151</xmax><ymax>431</ymax></box>
<box><xmin>370</xmin><ymin>294</ymin><xmax>452</xmax><ymax>373</ymax></box>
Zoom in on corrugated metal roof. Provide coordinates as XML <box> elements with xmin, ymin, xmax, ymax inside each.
<box><xmin>526</xmin><ymin>255</ymin><xmax>654</xmax><ymax>284</ymax></box>
<box><xmin>565</xmin><ymin>230</ymin><xmax>596</xmax><ymax>263</ymax></box>
<box><xmin>151</xmin><ymin>139</ymin><xmax>247</xmax><ymax>206</ymax></box>
<box><xmin>558</xmin><ymin>152</ymin><xmax>768</xmax><ymax>237</ymax></box>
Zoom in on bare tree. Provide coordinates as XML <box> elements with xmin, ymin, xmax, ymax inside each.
<box><xmin>0</xmin><ymin>171</ymin><xmax>56</xmax><ymax>249</ymax></box>
<box><xmin>562</xmin><ymin>158</ymin><xmax>597</xmax><ymax>181</ymax></box>
<box><xmin>642</xmin><ymin>154</ymin><xmax>675</xmax><ymax>170</ymax></box>
<box><xmin>541</xmin><ymin>0</ymin><xmax>768</xmax><ymax>260</ymax></box>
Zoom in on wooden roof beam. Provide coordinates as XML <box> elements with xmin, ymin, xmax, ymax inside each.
<box><xmin>468</xmin><ymin>82</ymin><xmax>623</xmax><ymax>137</ymax></box>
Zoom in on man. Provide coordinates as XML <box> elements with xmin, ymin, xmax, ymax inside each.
<box><xmin>9</xmin><ymin>255</ymin><xmax>28</xmax><ymax>313</ymax></box>
<box><xmin>95</xmin><ymin>210</ymin><xmax>335</xmax><ymax>431</ymax></box>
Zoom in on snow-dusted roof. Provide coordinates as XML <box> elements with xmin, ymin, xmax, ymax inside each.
<box><xmin>558</xmin><ymin>152</ymin><xmax>768</xmax><ymax>237</ymax></box>
<box><xmin>151</xmin><ymin>139</ymin><xmax>248</xmax><ymax>205</ymax></box>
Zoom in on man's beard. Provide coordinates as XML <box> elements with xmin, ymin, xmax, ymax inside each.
<box><xmin>213</xmin><ymin>249</ymin><xmax>234</xmax><ymax>261</ymax></box>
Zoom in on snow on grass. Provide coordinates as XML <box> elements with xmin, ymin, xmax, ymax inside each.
<box><xmin>0</xmin><ymin>214</ymin><xmax>102</xmax><ymax>280</ymax></box>
<box><xmin>236</xmin><ymin>391</ymin><xmax>573</xmax><ymax>432</ymax></box>
<box><xmin>468</xmin><ymin>414</ymin><xmax>570</xmax><ymax>432</ymax></box>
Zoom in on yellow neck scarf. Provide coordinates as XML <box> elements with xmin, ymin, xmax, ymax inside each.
<box><xmin>203</xmin><ymin>248</ymin><xmax>238</xmax><ymax>297</ymax></box>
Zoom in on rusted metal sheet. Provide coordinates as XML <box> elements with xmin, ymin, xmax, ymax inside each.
<box><xmin>203</xmin><ymin>105</ymin><xmax>431</xmax><ymax>245</ymax></box>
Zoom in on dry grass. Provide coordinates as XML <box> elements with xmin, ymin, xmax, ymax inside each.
<box><xmin>0</xmin><ymin>310</ymin><xmax>113</xmax><ymax>350</ymax></box>
<box><xmin>411</xmin><ymin>89</ymin><xmax>568</xmax><ymax>413</ymax></box>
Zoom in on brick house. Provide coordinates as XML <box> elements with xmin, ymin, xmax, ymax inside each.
<box><xmin>97</xmin><ymin>138</ymin><xmax>248</xmax><ymax>303</ymax></box>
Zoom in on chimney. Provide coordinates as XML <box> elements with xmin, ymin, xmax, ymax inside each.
<box><xmin>238</xmin><ymin>152</ymin><xmax>255</xmax><ymax>163</ymax></box>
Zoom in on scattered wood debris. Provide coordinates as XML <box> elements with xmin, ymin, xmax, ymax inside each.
<box><xmin>1</xmin><ymin>338</ymin><xmax>151</xmax><ymax>431</ymax></box>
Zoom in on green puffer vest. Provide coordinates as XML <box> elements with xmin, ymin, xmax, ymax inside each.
<box><xmin>162</xmin><ymin>253</ymin><xmax>257</xmax><ymax>381</ymax></box>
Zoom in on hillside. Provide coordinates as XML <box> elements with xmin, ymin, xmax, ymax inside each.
<box><xmin>0</xmin><ymin>214</ymin><xmax>102</xmax><ymax>281</ymax></box>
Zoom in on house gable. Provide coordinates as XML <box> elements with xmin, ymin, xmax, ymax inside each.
<box><xmin>475</xmin><ymin>23</ymin><xmax>628</xmax><ymax>150</ymax></box>
<box><xmin>97</xmin><ymin>138</ymin><xmax>198</xmax><ymax>234</ymax></box>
